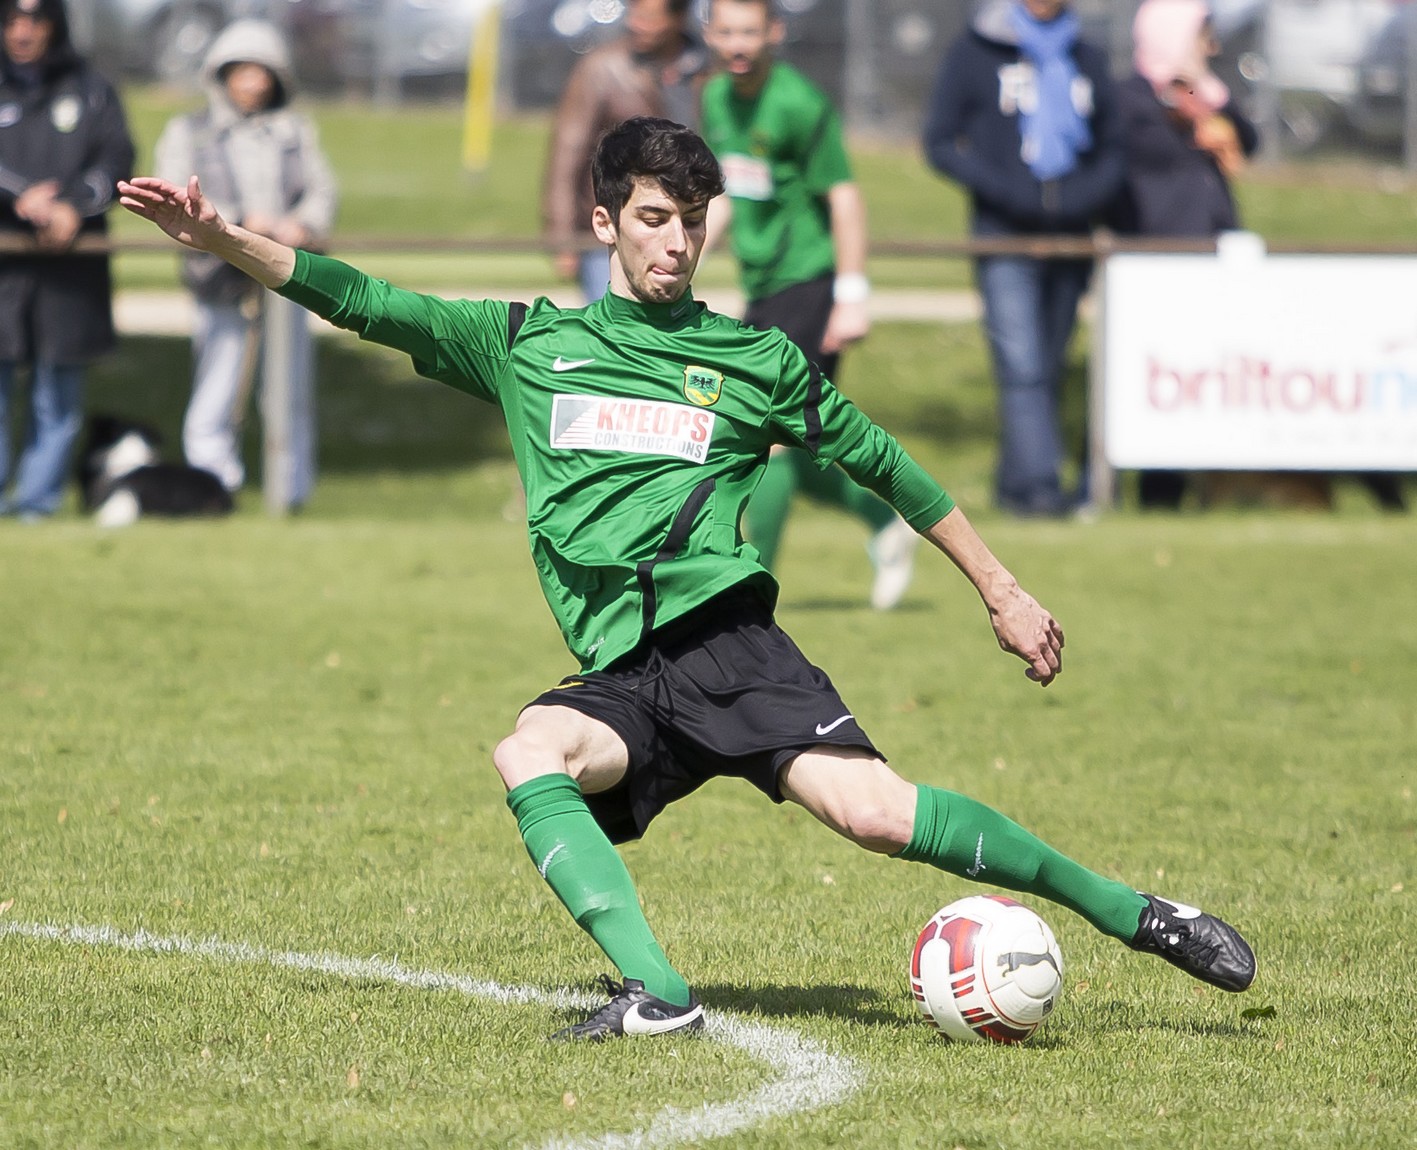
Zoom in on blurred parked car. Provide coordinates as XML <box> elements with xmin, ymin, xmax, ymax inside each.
<box><xmin>1254</xmin><ymin>0</ymin><xmax>1408</xmax><ymax>148</ymax></box>
<box><xmin>67</xmin><ymin>0</ymin><xmax>489</xmax><ymax>93</ymax></box>
<box><xmin>303</xmin><ymin>0</ymin><xmax>492</xmax><ymax>95</ymax></box>
<box><xmin>1350</xmin><ymin>1</ymin><xmax>1416</xmax><ymax>144</ymax></box>
<box><xmin>69</xmin><ymin>0</ymin><xmax>259</xmax><ymax>83</ymax></box>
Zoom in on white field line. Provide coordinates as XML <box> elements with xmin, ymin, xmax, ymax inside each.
<box><xmin>1</xmin><ymin>920</ymin><xmax>864</xmax><ymax>1149</ymax></box>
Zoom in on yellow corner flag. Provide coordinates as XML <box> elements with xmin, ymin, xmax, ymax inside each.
<box><xmin>462</xmin><ymin>2</ymin><xmax>502</xmax><ymax>174</ymax></box>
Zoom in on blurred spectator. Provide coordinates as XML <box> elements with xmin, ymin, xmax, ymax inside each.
<box><xmin>923</xmin><ymin>0</ymin><xmax>1123</xmax><ymax>518</ymax></box>
<box><xmin>1113</xmin><ymin>0</ymin><xmax>1258</xmax><ymax>239</ymax></box>
<box><xmin>1111</xmin><ymin>0</ymin><xmax>1260</xmax><ymax>511</ymax></box>
<box><xmin>542</xmin><ymin>0</ymin><xmax>706</xmax><ymax>302</ymax></box>
<box><xmin>700</xmin><ymin>0</ymin><xmax>916</xmax><ymax>609</ymax></box>
<box><xmin>155</xmin><ymin>19</ymin><xmax>337</xmax><ymax>506</ymax></box>
<box><xmin>1114</xmin><ymin>0</ymin><xmax>1403</xmax><ymax>514</ymax></box>
<box><xmin>0</xmin><ymin>0</ymin><xmax>133</xmax><ymax>520</ymax></box>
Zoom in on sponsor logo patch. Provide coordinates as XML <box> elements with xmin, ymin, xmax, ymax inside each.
<box><xmin>682</xmin><ymin>365</ymin><xmax>724</xmax><ymax>407</ymax></box>
<box><xmin>721</xmin><ymin>152</ymin><xmax>773</xmax><ymax>201</ymax></box>
<box><xmin>550</xmin><ymin>394</ymin><xmax>715</xmax><ymax>463</ymax></box>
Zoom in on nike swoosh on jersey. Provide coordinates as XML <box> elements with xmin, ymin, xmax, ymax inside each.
<box><xmin>814</xmin><ymin>714</ymin><xmax>854</xmax><ymax>736</ymax></box>
<box><xmin>620</xmin><ymin>1000</ymin><xmax>705</xmax><ymax>1036</ymax></box>
<box><xmin>552</xmin><ymin>356</ymin><xmax>595</xmax><ymax>372</ymax></box>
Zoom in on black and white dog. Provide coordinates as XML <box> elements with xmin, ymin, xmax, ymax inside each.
<box><xmin>78</xmin><ymin>415</ymin><xmax>235</xmax><ymax>527</ymax></box>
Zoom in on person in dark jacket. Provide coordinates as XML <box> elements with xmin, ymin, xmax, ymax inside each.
<box><xmin>923</xmin><ymin>0</ymin><xmax>1124</xmax><ymax>518</ymax></box>
<box><xmin>0</xmin><ymin>0</ymin><xmax>133</xmax><ymax>518</ymax></box>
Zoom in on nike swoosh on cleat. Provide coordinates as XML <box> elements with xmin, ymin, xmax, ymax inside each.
<box><xmin>814</xmin><ymin>714</ymin><xmax>854</xmax><ymax>736</ymax></box>
<box><xmin>552</xmin><ymin>356</ymin><xmax>595</xmax><ymax>372</ymax></box>
<box><xmin>621</xmin><ymin>1001</ymin><xmax>704</xmax><ymax>1036</ymax></box>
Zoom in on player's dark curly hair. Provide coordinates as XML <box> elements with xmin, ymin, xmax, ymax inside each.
<box><xmin>592</xmin><ymin>117</ymin><xmax>725</xmax><ymax>222</ymax></box>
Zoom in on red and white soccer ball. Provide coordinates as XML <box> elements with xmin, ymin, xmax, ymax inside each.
<box><xmin>910</xmin><ymin>894</ymin><xmax>1063</xmax><ymax>1044</ymax></box>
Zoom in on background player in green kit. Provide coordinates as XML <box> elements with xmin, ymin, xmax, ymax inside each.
<box><xmin>700</xmin><ymin>0</ymin><xmax>919</xmax><ymax>610</ymax></box>
<box><xmin>118</xmin><ymin>117</ymin><xmax>1255</xmax><ymax>1042</ymax></box>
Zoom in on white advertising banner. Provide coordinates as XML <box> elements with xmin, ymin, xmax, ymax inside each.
<box><xmin>1102</xmin><ymin>251</ymin><xmax>1417</xmax><ymax>470</ymax></box>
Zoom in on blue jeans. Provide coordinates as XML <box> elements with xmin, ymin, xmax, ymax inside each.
<box><xmin>0</xmin><ymin>361</ymin><xmax>85</xmax><ymax>517</ymax></box>
<box><xmin>975</xmin><ymin>255</ymin><xmax>1092</xmax><ymax>513</ymax></box>
<box><xmin>579</xmin><ymin>247</ymin><xmax>611</xmax><ymax>304</ymax></box>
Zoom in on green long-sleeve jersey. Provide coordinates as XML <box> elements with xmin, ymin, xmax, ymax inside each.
<box><xmin>279</xmin><ymin>251</ymin><xmax>954</xmax><ymax>671</ymax></box>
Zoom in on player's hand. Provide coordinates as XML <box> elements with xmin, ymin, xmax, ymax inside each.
<box><xmin>117</xmin><ymin>175</ymin><xmax>230</xmax><ymax>252</ymax></box>
<box><xmin>35</xmin><ymin>200</ymin><xmax>80</xmax><ymax>250</ymax></box>
<box><xmin>821</xmin><ymin>299</ymin><xmax>870</xmax><ymax>354</ymax></box>
<box><xmin>988</xmin><ymin>585</ymin><xmax>1065</xmax><ymax>687</ymax></box>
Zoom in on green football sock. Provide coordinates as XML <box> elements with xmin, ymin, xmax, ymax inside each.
<box><xmin>743</xmin><ymin>450</ymin><xmax>798</xmax><ymax>570</ymax></box>
<box><xmin>746</xmin><ymin>453</ymin><xmax>897</xmax><ymax>571</ymax></box>
<box><xmin>897</xmin><ymin>784</ymin><xmax>1147</xmax><ymax>940</ymax></box>
<box><xmin>794</xmin><ymin>454</ymin><xmax>897</xmax><ymax>533</ymax></box>
<box><xmin>506</xmin><ymin>774</ymin><xmax>691</xmax><ymax>1007</ymax></box>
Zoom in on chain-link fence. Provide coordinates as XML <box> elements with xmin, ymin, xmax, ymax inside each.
<box><xmin>64</xmin><ymin>0</ymin><xmax>1417</xmax><ymax>165</ymax></box>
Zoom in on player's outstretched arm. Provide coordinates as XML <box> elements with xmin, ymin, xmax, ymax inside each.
<box><xmin>117</xmin><ymin>175</ymin><xmax>296</xmax><ymax>289</ymax></box>
<box><xmin>923</xmin><ymin>506</ymin><xmax>1065</xmax><ymax>686</ymax></box>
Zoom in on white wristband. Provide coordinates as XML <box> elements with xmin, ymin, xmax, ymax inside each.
<box><xmin>833</xmin><ymin>273</ymin><xmax>870</xmax><ymax>304</ymax></box>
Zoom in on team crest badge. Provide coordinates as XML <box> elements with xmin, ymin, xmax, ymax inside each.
<box><xmin>682</xmin><ymin>365</ymin><xmax>723</xmax><ymax>407</ymax></box>
<box><xmin>51</xmin><ymin>95</ymin><xmax>81</xmax><ymax>134</ymax></box>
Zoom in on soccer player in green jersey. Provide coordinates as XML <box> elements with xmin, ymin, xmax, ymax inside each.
<box><xmin>118</xmin><ymin>117</ymin><xmax>1254</xmax><ymax>1041</ymax></box>
<box><xmin>700</xmin><ymin>0</ymin><xmax>918</xmax><ymax>610</ymax></box>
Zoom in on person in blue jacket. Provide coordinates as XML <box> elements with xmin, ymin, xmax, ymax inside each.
<box><xmin>923</xmin><ymin>0</ymin><xmax>1123</xmax><ymax>518</ymax></box>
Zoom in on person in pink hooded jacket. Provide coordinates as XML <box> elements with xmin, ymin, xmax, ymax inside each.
<box><xmin>1111</xmin><ymin>0</ymin><xmax>1259</xmax><ymax>510</ymax></box>
<box><xmin>1111</xmin><ymin>0</ymin><xmax>1258</xmax><ymax>239</ymax></box>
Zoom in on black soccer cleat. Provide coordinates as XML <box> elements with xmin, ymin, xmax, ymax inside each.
<box><xmin>552</xmin><ymin>975</ymin><xmax>705</xmax><ymax>1041</ymax></box>
<box><xmin>1129</xmin><ymin>893</ymin><xmax>1256</xmax><ymax>992</ymax></box>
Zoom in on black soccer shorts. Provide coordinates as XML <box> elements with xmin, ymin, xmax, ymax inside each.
<box><xmin>523</xmin><ymin>587</ymin><xmax>881</xmax><ymax>844</ymax></box>
<box><xmin>743</xmin><ymin>273</ymin><xmax>838</xmax><ymax>379</ymax></box>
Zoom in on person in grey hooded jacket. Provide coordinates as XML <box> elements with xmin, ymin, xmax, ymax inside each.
<box><xmin>156</xmin><ymin>18</ymin><xmax>336</xmax><ymax>505</ymax></box>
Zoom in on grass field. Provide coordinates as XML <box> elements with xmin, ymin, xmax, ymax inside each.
<box><xmin>3</xmin><ymin>308</ymin><xmax>1415</xmax><ymax>1146</ymax></box>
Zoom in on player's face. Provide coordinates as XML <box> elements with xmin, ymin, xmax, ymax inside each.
<box><xmin>3</xmin><ymin>13</ymin><xmax>52</xmax><ymax>65</ymax></box>
<box><xmin>705</xmin><ymin>0</ymin><xmax>783</xmax><ymax>86</ymax></box>
<box><xmin>1021</xmin><ymin>0</ymin><xmax>1068</xmax><ymax>21</ymax></box>
<box><xmin>625</xmin><ymin>0</ymin><xmax>682</xmax><ymax>57</ymax></box>
<box><xmin>594</xmin><ymin>178</ymin><xmax>707</xmax><ymax>305</ymax></box>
